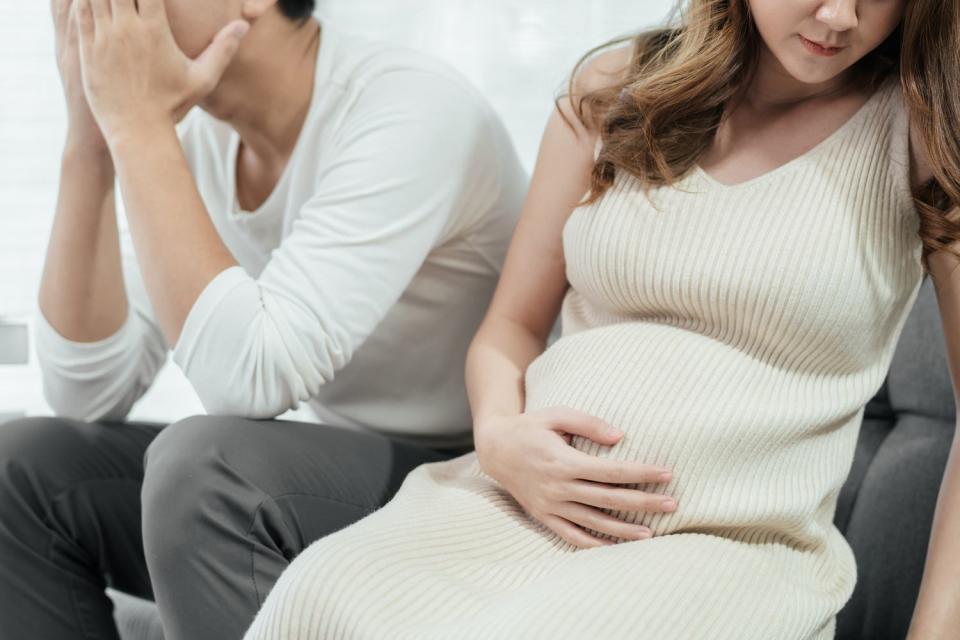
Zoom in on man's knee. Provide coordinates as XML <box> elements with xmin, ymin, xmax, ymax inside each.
<box><xmin>141</xmin><ymin>414</ymin><xmax>237</xmax><ymax>473</ymax></box>
<box><xmin>141</xmin><ymin>415</ymin><xmax>246</xmax><ymax>555</ymax></box>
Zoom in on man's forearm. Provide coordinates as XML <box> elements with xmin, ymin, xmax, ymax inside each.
<box><xmin>109</xmin><ymin>121</ymin><xmax>237</xmax><ymax>347</ymax></box>
<box><xmin>38</xmin><ymin>141</ymin><xmax>128</xmax><ymax>342</ymax></box>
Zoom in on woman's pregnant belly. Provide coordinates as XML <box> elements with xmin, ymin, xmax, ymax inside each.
<box><xmin>522</xmin><ymin>322</ymin><xmax>864</xmax><ymax>549</ymax></box>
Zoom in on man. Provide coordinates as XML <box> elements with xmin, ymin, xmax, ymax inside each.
<box><xmin>0</xmin><ymin>0</ymin><xmax>528</xmax><ymax>638</ymax></box>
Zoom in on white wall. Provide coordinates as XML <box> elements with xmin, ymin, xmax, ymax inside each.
<box><xmin>0</xmin><ymin>0</ymin><xmax>674</xmax><ymax>422</ymax></box>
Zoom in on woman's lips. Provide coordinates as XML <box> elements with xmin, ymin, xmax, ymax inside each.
<box><xmin>799</xmin><ymin>35</ymin><xmax>845</xmax><ymax>57</ymax></box>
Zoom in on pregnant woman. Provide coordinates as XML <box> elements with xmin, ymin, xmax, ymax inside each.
<box><xmin>244</xmin><ymin>0</ymin><xmax>960</xmax><ymax>638</ymax></box>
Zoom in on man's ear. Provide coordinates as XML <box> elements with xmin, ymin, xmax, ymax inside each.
<box><xmin>241</xmin><ymin>0</ymin><xmax>280</xmax><ymax>22</ymax></box>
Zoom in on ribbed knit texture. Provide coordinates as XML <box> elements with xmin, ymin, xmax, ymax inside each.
<box><xmin>243</xmin><ymin>74</ymin><xmax>925</xmax><ymax>640</ymax></box>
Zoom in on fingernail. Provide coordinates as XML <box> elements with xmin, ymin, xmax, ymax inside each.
<box><xmin>636</xmin><ymin>528</ymin><xmax>652</xmax><ymax>539</ymax></box>
<box><xmin>234</xmin><ymin>22</ymin><xmax>250</xmax><ymax>38</ymax></box>
<box><xmin>658</xmin><ymin>472</ymin><xmax>672</xmax><ymax>482</ymax></box>
<box><xmin>661</xmin><ymin>499</ymin><xmax>676</xmax><ymax>510</ymax></box>
<box><xmin>605</xmin><ymin>425</ymin><xmax>623</xmax><ymax>437</ymax></box>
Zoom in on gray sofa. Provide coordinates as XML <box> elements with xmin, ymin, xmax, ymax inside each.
<box><xmin>833</xmin><ymin>272</ymin><xmax>953</xmax><ymax>639</ymax></box>
<box><xmin>105</xmin><ymin>273</ymin><xmax>952</xmax><ymax>639</ymax></box>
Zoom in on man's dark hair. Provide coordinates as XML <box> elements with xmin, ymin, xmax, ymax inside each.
<box><xmin>278</xmin><ymin>0</ymin><xmax>315</xmax><ymax>20</ymax></box>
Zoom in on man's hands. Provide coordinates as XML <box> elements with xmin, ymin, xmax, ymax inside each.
<box><xmin>47</xmin><ymin>0</ymin><xmax>243</xmax><ymax>350</ymax></box>
<box><xmin>52</xmin><ymin>0</ymin><xmax>108</xmax><ymax>154</ymax></box>
<box><xmin>475</xmin><ymin>407</ymin><xmax>678</xmax><ymax>549</ymax></box>
<box><xmin>73</xmin><ymin>0</ymin><xmax>249</xmax><ymax>146</ymax></box>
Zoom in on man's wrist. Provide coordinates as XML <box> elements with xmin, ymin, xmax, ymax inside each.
<box><xmin>63</xmin><ymin>133</ymin><xmax>112</xmax><ymax>165</ymax></box>
<box><xmin>61</xmin><ymin>141</ymin><xmax>115</xmax><ymax>186</ymax></box>
<box><xmin>105</xmin><ymin>114</ymin><xmax>178</xmax><ymax>157</ymax></box>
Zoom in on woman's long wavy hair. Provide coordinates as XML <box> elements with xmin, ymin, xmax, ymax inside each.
<box><xmin>561</xmin><ymin>0</ymin><xmax>960</xmax><ymax>275</ymax></box>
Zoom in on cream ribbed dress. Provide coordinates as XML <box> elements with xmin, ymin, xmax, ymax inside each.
<box><xmin>243</xmin><ymin>74</ymin><xmax>925</xmax><ymax>640</ymax></box>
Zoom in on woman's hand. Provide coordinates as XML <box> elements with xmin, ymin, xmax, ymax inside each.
<box><xmin>52</xmin><ymin>0</ymin><xmax>107</xmax><ymax>153</ymax></box>
<box><xmin>74</xmin><ymin>0</ymin><xmax>249</xmax><ymax>147</ymax></box>
<box><xmin>475</xmin><ymin>407</ymin><xmax>677</xmax><ymax>549</ymax></box>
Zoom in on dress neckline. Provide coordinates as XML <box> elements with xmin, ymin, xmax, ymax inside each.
<box><xmin>693</xmin><ymin>76</ymin><xmax>893</xmax><ymax>191</ymax></box>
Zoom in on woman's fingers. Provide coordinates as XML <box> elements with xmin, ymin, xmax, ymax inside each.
<box><xmin>564</xmin><ymin>447</ymin><xmax>672</xmax><ymax>485</ymax></box>
<box><xmin>567</xmin><ymin>478</ymin><xmax>677</xmax><ymax>514</ymax></box>
<box><xmin>557</xmin><ymin>501</ymin><xmax>653</xmax><ymax>542</ymax></box>
<box><xmin>545</xmin><ymin>406</ymin><xmax>623</xmax><ymax>446</ymax></box>
<box><xmin>540</xmin><ymin>513</ymin><xmax>614</xmax><ymax>549</ymax></box>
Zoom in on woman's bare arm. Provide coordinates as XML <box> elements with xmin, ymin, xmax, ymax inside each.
<box><xmin>465</xmin><ymin>45</ymin><xmax>632</xmax><ymax>436</ymax></box>
<box><xmin>463</xmin><ymin>47</ymin><xmax>677</xmax><ymax>550</ymax></box>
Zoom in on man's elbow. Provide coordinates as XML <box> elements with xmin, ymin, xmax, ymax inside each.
<box><xmin>184</xmin><ymin>331</ymin><xmax>348</xmax><ymax>419</ymax></box>
<box><xmin>193</xmin><ymin>381</ymin><xmax>302</xmax><ymax>420</ymax></box>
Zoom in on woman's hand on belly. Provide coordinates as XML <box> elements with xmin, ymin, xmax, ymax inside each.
<box><xmin>474</xmin><ymin>406</ymin><xmax>679</xmax><ymax>549</ymax></box>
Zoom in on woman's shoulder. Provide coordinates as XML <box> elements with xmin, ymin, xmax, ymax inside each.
<box><xmin>571</xmin><ymin>43</ymin><xmax>635</xmax><ymax>97</ymax></box>
<box><xmin>557</xmin><ymin>42</ymin><xmax>635</xmax><ymax>144</ymax></box>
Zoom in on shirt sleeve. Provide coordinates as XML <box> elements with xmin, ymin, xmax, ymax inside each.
<box><xmin>172</xmin><ymin>69</ymin><xmax>500</xmax><ymax>418</ymax></box>
<box><xmin>34</xmin><ymin>223</ymin><xmax>170</xmax><ymax>423</ymax></box>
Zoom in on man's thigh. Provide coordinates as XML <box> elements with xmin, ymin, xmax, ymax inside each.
<box><xmin>140</xmin><ymin>415</ymin><xmax>469</xmax><ymax>609</ymax></box>
<box><xmin>144</xmin><ymin>415</ymin><xmax>463</xmax><ymax>523</ymax></box>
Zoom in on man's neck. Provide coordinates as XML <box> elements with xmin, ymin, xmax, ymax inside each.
<box><xmin>199</xmin><ymin>16</ymin><xmax>322</xmax><ymax>167</ymax></box>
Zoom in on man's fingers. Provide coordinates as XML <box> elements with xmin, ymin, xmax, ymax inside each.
<box><xmin>110</xmin><ymin>0</ymin><xmax>135</xmax><ymax>21</ymax></box>
<box><xmin>76</xmin><ymin>0</ymin><xmax>95</xmax><ymax>49</ymax></box>
<box><xmin>88</xmin><ymin>0</ymin><xmax>111</xmax><ymax>29</ymax></box>
<box><xmin>190</xmin><ymin>20</ymin><xmax>249</xmax><ymax>96</ymax></box>
<box><xmin>52</xmin><ymin>0</ymin><xmax>68</xmax><ymax>25</ymax></box>
<box><xmin>65</xmin><ymin>1</ymin><xmax>79</xmax><ymax>44</ymax></box>
<box><xmin>52</xmin><ymin>0</ymin><xmax>74</xmax><ymax>24</ymax></box>
<box><xmin>138</xmin><ymin>0</ymin><xmax>167</xmax><ymax>23</ymax></box>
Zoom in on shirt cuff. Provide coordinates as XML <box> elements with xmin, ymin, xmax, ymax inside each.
<box><xmin>33</xmin><ymin>303</ymin><xmax>137</xmax><ymax>363</ymax></box>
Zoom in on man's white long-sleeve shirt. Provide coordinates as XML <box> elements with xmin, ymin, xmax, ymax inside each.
<box><xmin>35</xmin><ymin>22</ymin><xmax>529</xmax><ymax>449</ymax></box>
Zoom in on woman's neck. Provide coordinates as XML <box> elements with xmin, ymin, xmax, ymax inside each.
<box><xmin>737</xmin><ymin>42</ymin><xmax>858</xmax><ymax>113</ymax></box>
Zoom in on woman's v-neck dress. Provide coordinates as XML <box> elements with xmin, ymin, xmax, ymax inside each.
<box><xmin>243</xmin><ymin>74</ymin><xmax>925</xmax><ymax>640</ymax></box>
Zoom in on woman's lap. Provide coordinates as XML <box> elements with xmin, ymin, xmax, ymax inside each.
<box><xmin>243</xmin><ymin>453</ymin><xmax>841</xmax><ymax>640</ymax></box>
